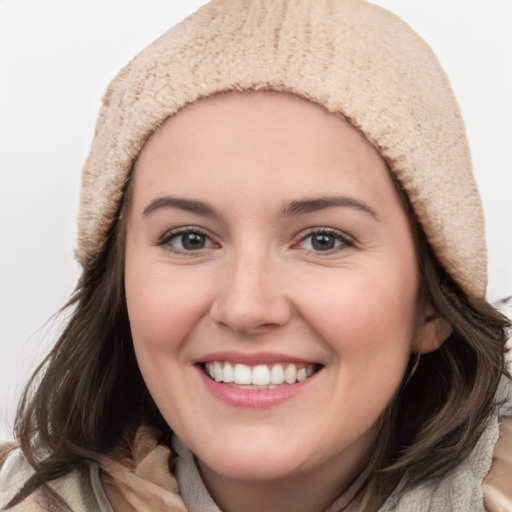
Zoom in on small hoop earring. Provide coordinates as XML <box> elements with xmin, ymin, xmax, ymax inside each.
<box><xmin>403</xmin><ymin>353</ymin><xmax>421</xmax><ymax>387</ymax></box>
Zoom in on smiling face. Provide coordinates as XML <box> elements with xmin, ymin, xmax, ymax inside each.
<box><xmin>124</xmin><ymin>91</ymin><xmax>444</xmax><ymax>504</ymax></box>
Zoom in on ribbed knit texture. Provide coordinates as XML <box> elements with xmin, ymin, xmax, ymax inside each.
<box><xmin>77</xmin><ymin>0</ymin><xmax>486</xmax><ymax>297</ymax></box>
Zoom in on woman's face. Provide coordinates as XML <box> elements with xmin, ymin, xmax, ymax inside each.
<box><xmin>125</xmin><ymin>92</ymin><xmax>444</xmax><ymax>492</ymax></box>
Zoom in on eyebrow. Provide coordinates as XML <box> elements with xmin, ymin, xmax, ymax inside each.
<box><xmin>142</xmin><ymin>194</ymin><xmax>378</xmax><ymax>221</ymax></box>
<box><xmin>281</xmin><ymin>195</ymin><xmax>378</xmax><ymax>220</ymax></box>
<box><xmin>143</xmin><ymin>196</ymin><xmax>219</xmax><ymax>217</ymax></box>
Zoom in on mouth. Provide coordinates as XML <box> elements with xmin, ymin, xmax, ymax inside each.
<box><xmin>199</xmin><ymin>361</ymin><xmax>322</xmax><ymax>389</ymax></box>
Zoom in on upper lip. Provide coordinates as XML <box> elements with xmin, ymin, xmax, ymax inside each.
<box><xmin>194</xmin><ymin>351</ymin><xmax>319</xmax><ymax>366</ymax></box>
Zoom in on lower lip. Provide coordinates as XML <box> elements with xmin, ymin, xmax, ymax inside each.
<box><xmin>199</xmin><ymin>369</ymin><xmax>317</xmax><ymax>408</ymax></box>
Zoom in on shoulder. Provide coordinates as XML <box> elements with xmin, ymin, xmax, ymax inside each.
<box><xmin>0</xmin><ymin>448</ymin><xmax>113</xmax><ymax>512</ymax></box>
<box><xmin>482</xmin><ymin>376</ymin><xmax>512</xmax><ymax>512</ymax></box>
<box><xmin>380</xmin><ymin>375</ymin><xmax>512</xmax><ymax>512</ymax></box>
<box><xmin>0</xmin><ymin>447</ymin><xmax>35</xmax><ymax>511</ymax></box>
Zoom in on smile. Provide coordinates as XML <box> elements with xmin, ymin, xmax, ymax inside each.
<box><xmin>203</xmin><ymin>361</ymin><xmax>319</xmax><ymax>387</ymax></box>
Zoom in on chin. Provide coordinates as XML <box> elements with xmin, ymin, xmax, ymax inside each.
<box><xmin>201</xmin><ymin>454</ymin><xmax>306</xmax><ymax>483</ymax></box>
<box><xmin>192</xmin><ymin>434</ymin><xmax>311</xmax><ymax>483</ymax></box>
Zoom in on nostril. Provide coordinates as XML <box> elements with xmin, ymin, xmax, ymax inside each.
<box><xmin>209</xmin><ymin>290</ymin><xmax>292</xmax><ymax>334</ymax></box>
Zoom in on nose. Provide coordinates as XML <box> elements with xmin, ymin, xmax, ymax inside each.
<box><xmin>209</xmin><ymin>247</ymin><xmax>292</xmax><ymax>335</ymax></box>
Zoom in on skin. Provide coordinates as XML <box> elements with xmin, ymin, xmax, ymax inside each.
<box><xmin>124</xmin><ymin>91</ymin><xmax>448</xmax><ymax>512</ymax></box>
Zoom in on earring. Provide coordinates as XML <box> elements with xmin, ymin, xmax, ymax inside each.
<box><xmin>403</xmin><ymin>353</ymin><xmax>421</xmax><ymax>387</ymax></box>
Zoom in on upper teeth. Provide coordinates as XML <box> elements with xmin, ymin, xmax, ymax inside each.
<box><xmin>205</xmin><ymin>362</ymin><xmax>315</xmax><ymax>386</ymax></box>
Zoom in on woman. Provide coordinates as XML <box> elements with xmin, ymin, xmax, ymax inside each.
<box><xmin>1</xmin><ymin>0</ymin><xmax>510</xmax><ymax>510</ymax></box>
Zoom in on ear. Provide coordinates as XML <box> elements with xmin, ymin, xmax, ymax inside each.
<box><xmin>412</xmin><ymin>305</ymin><xmax>452</xmax><ymax>355</ymax></box>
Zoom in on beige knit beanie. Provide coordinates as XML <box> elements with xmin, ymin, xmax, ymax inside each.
<box><xmin>77</xmin><ymin>0</ymin><xmax>487</xmax><ymax>298</ymax></box>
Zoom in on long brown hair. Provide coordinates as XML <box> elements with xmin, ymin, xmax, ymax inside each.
<box><xmin>5</xmin><ymin>178</ymin><xmax>510</xmax><ymax>509</ymax></box>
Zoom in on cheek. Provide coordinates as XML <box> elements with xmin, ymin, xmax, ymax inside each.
<box><xmin>125</xmin><ymin>260</ymin><xmax>211</xmax><ymax>356</ymax></box>
<box><xmin>296</xmin><ymin>261</ymin><xmax>419</xmax><ymax>376</ymax></box>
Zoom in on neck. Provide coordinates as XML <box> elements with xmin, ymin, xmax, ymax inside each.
<box><xmin>197</xmin><ymin>448</ymin><xmax>374</xmax><ymax>512</ymax></box>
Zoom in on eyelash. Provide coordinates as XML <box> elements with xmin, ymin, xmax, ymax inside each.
<box><xmin>293</xmin><ymin>228</ymin><xmax>355</xmax><ymax>254</ymax></box>
<box><xmin>157</xmin><ymin>227</ymin><xmax>354</xmax><ymax>255</ymax></box>
<box><xmin>158</xmin><ymin>227</ymin><xmax>217</xmax><ymax>254</ymax></box>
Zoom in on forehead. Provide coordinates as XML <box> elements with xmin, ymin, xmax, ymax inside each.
<box><xmin>130</xmin><ymin>91</ymin><xmax>399</xmax><ymax>217</ymax></box>
<box><xmin>142</xmin><ymin>91</ymin><xmax>369</xmax><ymax>155</ymax></box>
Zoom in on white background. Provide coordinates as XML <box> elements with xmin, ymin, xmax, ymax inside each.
<box><xmin>1</xmin><ymin>0</ymin><xmax>511</xmax><ymax>442</ymax></box>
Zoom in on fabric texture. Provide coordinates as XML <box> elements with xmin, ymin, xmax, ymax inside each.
<box><xmin>76</xmin><ymin>0</ymin><xmax>486</xmax><ymax>298</ymax></box>
<box><xmin>0</xmin><ymin>454</ymin><xmax>112</xmax><ymax>512</ymax></box>
<box><xmin>482</xmin><ymin>417</ymin><xmax>512</xmax><ymax>511</ymax></box>
<box><xmin>1</xmin><ymin>378</ymin><xmax>511</xmax><ymax>511</ymax></box>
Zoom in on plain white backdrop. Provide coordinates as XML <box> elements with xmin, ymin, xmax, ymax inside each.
<box><xmin>1</xmin><ymin>0</ymin><xmax>511</xmax><ymax>442</ymax></box>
